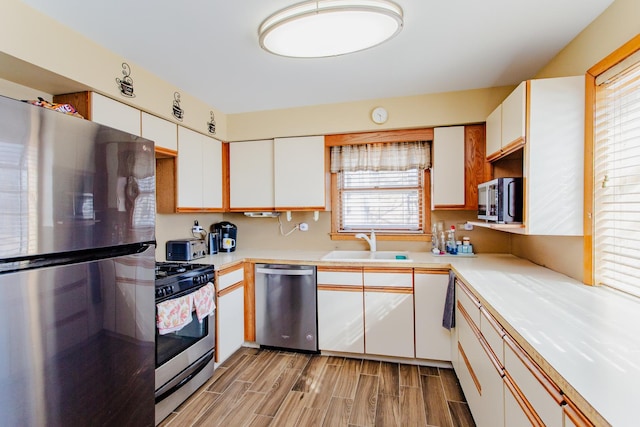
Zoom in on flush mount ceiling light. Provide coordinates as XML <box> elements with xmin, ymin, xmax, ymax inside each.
<box><xmin>259</xmin><ymin>0</ymin><xmax>404</xmax><ymax>58</ymax></box>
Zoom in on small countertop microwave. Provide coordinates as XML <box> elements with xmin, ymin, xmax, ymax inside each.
<box><xmin>478</xmin><ymin>178</ymin><xmax>523</xmax><ymax>223</ymax></box>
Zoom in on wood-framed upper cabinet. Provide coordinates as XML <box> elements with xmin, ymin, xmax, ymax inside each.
<box><xmin>486</xmin><ymin>81</ymin><xmax>526</xmax><ymax>161</ymax></box>
<box><xmin>228</xmin><ymin>139</ymin><xmax>275</xmax><ymax>211</ymax></box>
<box><xmin>177</xmin><ymin>126</ymin><xmax>223</xmax><ymax>212</ymax></box>
<box><xmin>485</xmin><ymin>104</ymin><xmax>502</xmax><ymax>159</ymax></box>
<box><xmin>52</xmin><ymin>91</ymin><xmax>141</xmax><ymax>136</ymax></box>
<box><xmin>90</xmin><ymin>92</ymin><xmax>142</xmax><ymax>136</ymax></box>
<box><xmin>274</xmin><ymin>135</ymin><xmax>326</xmax><ymax>210</ymax></box>
<box><xmin>141</xmin><ymin>112</ymin><xmax>177</xmax><ymax>155</ymax></box>
<box><xmin>433</xmin><ymin>124</ymin><xmax>488</xmax><ymax>210</ymax></box>
<box><xmin>500</xmin><ymin>81</ymin><xmax>527</xmax><ymax>153</ymax></box>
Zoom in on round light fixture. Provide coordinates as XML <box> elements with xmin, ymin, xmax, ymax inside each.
<box><xmin>259</xmin><ymin>0</ymin><xmax>404</xmax><ymax>58</ymax></box>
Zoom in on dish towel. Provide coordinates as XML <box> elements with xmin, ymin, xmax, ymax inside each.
<box><xmin>194</xmin><ymin>282</ymin><xmax>216</xmax><ymax>322</ymax></box>
<box><xmin>442</xmin><ymin>270</ymin><xmax>456</xmax><ymax>330</ymax></box>
<box><xmin>156</xmin><ymin>294</ymin><xmax>194</xmax><ymax>335</ymax></box>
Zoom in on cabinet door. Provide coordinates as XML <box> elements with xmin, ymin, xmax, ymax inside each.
<box><xmin>526</xmin><ymin>76</ymin><xmax>584</xmax><ymax>236</ymax></box>
<box><xmin>317</xmin><ymin>268</ymin><xmax>364</xmax><ymax>353</ymax></box>
<box><xmin>504</xmin><ymin>375</ymin><xmax>538</xmax><ymax>427</ymax></box>
<box><xmin>177</xmin><ymin>127</ymin><xmax>204</xmax><ymax>208</ymax></box>
<box><xmin>141</xmin><ymin>112</ymin><xmax>177</xmax><ymax>152</ymax></box>
<box><xmin>456</xmin><ymin>296</ymin><xmax>504</xmax><ymax>427</ymax></box>
<box><xmin>504</xmin><ymin>335</ymin><xmax>563</xmax><ymax>427</ymax></box>
<box><xmin>216</xmin><ymin>266</ymin><xmax>245</xmax><ymax>365</ymax></box>
<box><xmin>501</xmin><ymin>81</ymin><xmax>526</xmax><ymax>149</ymax></box>
<box><xmin>274</xmin><ymin>136</ymin><xmax>325</xmax><ymax>209</ymax></box>
<box><xmin>229</xmin><ymin>140</ymin><xmax>274</xmax><ymax>210</ymax></box>
<box><xmin>177</xmin><ymin>127</ymin><xmax>223</xmax><ymax>210</ymax></box>
<box><xmin>363</xmin><ymin>269</ymin><xmax>414</xmax><ymax>358</ymax></box>
<box><xmin>91</xmin><ymin>92</ymin><xmax>141</xmax><ymax>136</ymax></box>
<box><xmin>217</xmin><ymin>286</ymin><xmax>244</xmax><ymax>365</ymax></box>
<box><xmin>202</xmin><ymin>136</ymin><xmax>223</xmax><ymax>209</ymax></box>
<box><xmin>318</xmin><ymin>289</ymin><xmax>364</xmax><ymax>353</ymax></box>
<box><xmin>364</xmin><ymin>290</ymin><xmax>414</xmax><ymax>358</ymax></box>
<box><xmin>433</xmin><ymin>126</ymin><xmax>465</xmax><ymax>208</ymax></box>
<box><xmin>485</xmin><ymin>104</ymin><xmax>502</xmax><ymax>159</ymax></box>
<box><xmin>414</xmin><ymin>270</ymin><xmax>451</xmax><ymax>361</ymax></box>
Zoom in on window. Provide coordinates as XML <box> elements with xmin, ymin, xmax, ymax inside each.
<box><xmin>328</xmin><ymin>133</ymin><xmax>432</xmax><ymax>237</ymax></box>
<box><xmin>338</xmin><ymin>168</ymin><xmax>424</xmax><ymax>232</ymax></box>
<box><xmin>586</xmin><ymin>35</ymin><xmax>640</xmax><ymax>297</ymax></box>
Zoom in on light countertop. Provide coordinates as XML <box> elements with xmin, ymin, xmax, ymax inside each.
<box><xmin>179</xmin><ymin>250</ymin><xmax>636</xmax><ymax>426</ymax></box>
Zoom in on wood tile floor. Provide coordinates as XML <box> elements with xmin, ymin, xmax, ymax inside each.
<box><xmin>159</xmin><ymin>347</ymin><xmax>475</xmax><ymax>427</ymax></box>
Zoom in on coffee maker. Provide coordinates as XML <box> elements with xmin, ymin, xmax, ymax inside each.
<box><xmin>212</xmin><ymin>221</ymin><xmax>237</xmax><ymax>252</ymax></box>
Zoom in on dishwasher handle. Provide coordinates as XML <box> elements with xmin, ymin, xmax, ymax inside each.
<box><xmin>256</xmin><ymin>267</ymin><xmax>315</xmax><ymax>276</ymax></box>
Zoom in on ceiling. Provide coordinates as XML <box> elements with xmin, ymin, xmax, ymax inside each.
<box><xmin>22</xmin><ymin>0</ymin><xmax>614</xmax><ymax>114</ymax></box>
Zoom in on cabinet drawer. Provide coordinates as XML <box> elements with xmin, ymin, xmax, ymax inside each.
<box><xmin>480</xmin><ymin>307</ymin><xmax>504</xmax><ymax>365</ymax></box>
<box><xmin>456</xmin><ymin>280</ymin><xmax>480</xmax><ymax>327</ymax></box>
<box><xmin>363</xmin><ymin>269</ymin><xmax>412</xmax><ymax>289</ymax></box>
<box><xmin>218</xmin><ymin>266</ymin><xmax>244</xmax><ymax>291</ymax></box>
<box><xmin>317</xmin><ymin>267</ymin><xmax>363</xmax><ymax>287</ymax></box>
<box><xmin>504</xmin><ymin>335</ymin><xmax>563</xmax><ymax>427</ymax></box>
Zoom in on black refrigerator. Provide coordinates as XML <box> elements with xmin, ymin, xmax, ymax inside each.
<box><xmin>0</xmin><ymin>95</ymin><xmax>156</xmax><ymax>426</ymax></box>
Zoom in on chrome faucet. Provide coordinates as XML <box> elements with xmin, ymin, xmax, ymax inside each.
<box><xmin>355</xmin><ymin>230</ymin><xmax>376</xmax><ymax>252</ymax></box>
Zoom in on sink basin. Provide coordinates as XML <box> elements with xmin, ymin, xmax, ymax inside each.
<box><xmin>321</xmin><ymin>250</ymin><xmax>412</xmax><ymax>262</ymax></box>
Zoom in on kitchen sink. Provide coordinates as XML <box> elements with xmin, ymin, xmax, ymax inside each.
<box><xmin>321</xmin><ymin>250</ymin><xmax>412</xmax><ymax>262</ymax></box>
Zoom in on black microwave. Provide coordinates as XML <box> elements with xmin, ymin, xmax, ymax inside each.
<box><xmin>478</xmin><ymin>178</ymin><xmax>523</xmax><ymax>223</ymax></box>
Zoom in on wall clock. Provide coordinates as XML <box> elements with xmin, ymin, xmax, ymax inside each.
<box><xmin>371</xmin><ymin>106</ymin><xmax>388</xmax><ymax>124</ymax></box>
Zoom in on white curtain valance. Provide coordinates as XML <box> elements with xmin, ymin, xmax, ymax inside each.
<box><xmin>330</xmin><ymin>141</ymin><xmax>431</xmax><ymax>172</ymax></box>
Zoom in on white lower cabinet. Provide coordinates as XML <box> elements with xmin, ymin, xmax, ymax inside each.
<box><xmin>364</xmin><ymin>269</ymin><xmax>414</xmax><ymax>358</ymax></box>
<box><xmin>317</xmin><ymin>267</ymin><xmax>364</xmax><ymax>353</ymax></box>
<box><xmin>455</xmin><ymin>285</ymin><xmax>504</xmax><ymax>427</ymax></box>
<box><xmin>414</xmin><ymin>269</ymin><xmax>451</xmax><ymax>361</ymax></box>
<box><xmin>216</xmin><ymin>265</ymin><xmax>245</xmax><ymax>366</ymax></box>
<box><xmin>503</xmin><ymin>335</ymin><xmax>564</xmax><ymax>427</ymax></box>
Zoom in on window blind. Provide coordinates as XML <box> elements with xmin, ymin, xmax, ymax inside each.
<box><xmin>594</xmin><ymin>53</ymin><xmax>640</xmax><ymax>297</ymax></box>
<box><xmin>338</xmin><ymin>169</ymin><xmax>423</xmax><ymax>232</ymax></box>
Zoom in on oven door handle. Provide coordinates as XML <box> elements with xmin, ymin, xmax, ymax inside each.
<box><xmin>155</xmin><ymin>350</ymin><xmax>214</xmax><ymax>404</ymax></box>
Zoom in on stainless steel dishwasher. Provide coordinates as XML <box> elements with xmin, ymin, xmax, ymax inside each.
<box><xmin>255</xmin><ymin>264</ymin><xmax>318</xmax><ymax>352</ymax></box>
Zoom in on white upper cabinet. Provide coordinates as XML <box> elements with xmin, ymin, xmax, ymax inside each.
<box><xmin>485</xmin><ymin>104</ymin><xmax>502</xmax><ymax>159</ymax></box>
<box><xmin>432</xmin><ymin>126</ymin><xmax>465</xmax><ymax>208</ymax></box>
<box><xmin>482</xmin><ymin>76</ymin><xmax>584</xmax><ymax>235</ymax></box>
<box><xmin>500</xmin><ymin>81</ymin><xmax>527</xmax><ymax>149</ymax></box>
<box><xmin>525</xmin><ymin>76</ymin><xmax>584</xmax><ymax>236</ymax></box>
<box><xmin>141</xmin><ymin>112</ymin><xmax>177</xmax><ymax>152</ymax></box>
<box><xmin>177</xmin><ymin>126</ymin><xmax>223</xmax><ymax>210</ymax></box>
<box><xmin>274</xmin><ymin>136</ymin><xmax>326</xmax><ymax>210</ymax></box>
<box><xmin>90</xmin><ymin>92</ymin><xmax>141</xmax><ymax>136</ymax></box>
<box><xmin>485</xmin><ymin>81</ymin><xmax>526</xmax><ymax>160</ymax></box>
<box><xmin>229</xmin><ymin>139</ymin><xmax>274</xmax><ymax>210</ymax></box>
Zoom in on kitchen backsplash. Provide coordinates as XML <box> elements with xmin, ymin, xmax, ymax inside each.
<box><xmin>155</xmin><ymin>210</ymin><xmax>511</xmax><ymax>261</ymax></box>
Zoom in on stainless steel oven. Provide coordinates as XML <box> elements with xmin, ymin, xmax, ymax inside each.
<box><xmin>154</xmin><ymin>262</ymin><xmax>215</xmax><ymax>425</ymax></box>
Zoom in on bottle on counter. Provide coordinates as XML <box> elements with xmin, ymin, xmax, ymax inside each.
<box><xmin>446</xmin><ymin>225</ymin><xmax>457</xmax><ymax>254</ymax></box>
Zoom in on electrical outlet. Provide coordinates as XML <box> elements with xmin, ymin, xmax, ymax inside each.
<box><xmin>299</xmin><ymin>223</ymin><xmax>309</xmax><ymax>232</ymax></box>
<box><xmin>463</xmin><ymin>222</ymin><xmax>474</xmax><ymax>231</ymax></box>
